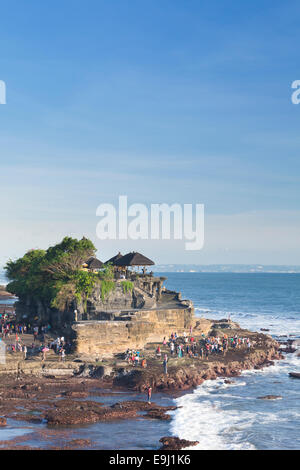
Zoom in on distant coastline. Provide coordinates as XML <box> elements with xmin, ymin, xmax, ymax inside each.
<box><xmin>2</xmin><ymin>265</ymin><xmax>300</xmax><ymax>281</ymax></box>
<box><xmin>154</xmin><ymin>264</ymin><xmax>300</xmax><ymax>273</ymax></box>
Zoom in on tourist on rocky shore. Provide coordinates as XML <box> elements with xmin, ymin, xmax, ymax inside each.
<box><xmin>134</xmin><ymin>354</ymin><xmax>139</xmax><ymax>366</ymax></box>
<box><xmin>141</xmin><ymin>358</ymin><xmax>147</xmax><ymax>368</ymax></box>
<box><xmin>23</xmin><ymin>345</ymin><xmax>27</xmax><ymax>360</ymax></box>
<box><xmin>60</xmin><ymin>348</ymin><xmax>65</xmax><ymax>362</ymax></box>
<box><xmin>42</xmin><ymin>346</ymin><xmax>49</xmax><ymax>362</ymax></box>
<box><xmin>33</xmin><ymin>326</ymin><xmax>38</xmax><ymax>342</ymax></box>
<box><xmin>163</xmin><ymin>354</ymin><xmax>168</xmax><ymax>374</ymax></box>
<box><xmin>146</xmin><ymin>386</ymin><xmax>152</xmax><ymax>404</ymax></box>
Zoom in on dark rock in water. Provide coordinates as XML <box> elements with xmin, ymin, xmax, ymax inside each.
<box><xmin>145</xmin><ymin>409</ymin><xmax>171</xmax><ymax>420</ymax></box>
<box><xmin>224</xmin><ymin>379</ymin><xmax>235</xmax><ymax>385</ymax></box>
<box><xmin>289</xmin><ymin>372</ymin><xmax>300</xmax><ymax>379</ymax></box>
<box><xmin>62</xmin><ymin>390</ymin><xmax>89</xmax><ymax>398</ymax></box>
<box><xmin>260</xmin><ymin>328</ymin><xmax>270</xmax><ymax>332</ymax></box>
<box><xmin>0</xmin><ymin>417</ymin><xmax>7</xmax><ymax>426</ymax></box>
<box><xmin>279</xmin><ymin>347</ymin><xmax>297</xmax><ymax>354</ymax></box>
<box><xmin>159</xmin><ymin>436</ymin><xmax>199</xmax><ymax>450</ymax></box>
<box><xmin>257</xmin><ymin>395</ymin><xmax>282</xmax><ymax>400</ymax></box>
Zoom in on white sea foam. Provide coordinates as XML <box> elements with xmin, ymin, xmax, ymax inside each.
<box><xmin>170</xmin><ymin>379</ymin><xmax>257</xmax><ymax>450</ymax></box>
<box><xmin>195</xmin><ymin>306</ymin><xmax>300</xmax><ymax>337</ymax></box>
<box><xmin>170</xmin><ymin>351</ymin><xmax>300</xmax><ymax>449</ymax></box>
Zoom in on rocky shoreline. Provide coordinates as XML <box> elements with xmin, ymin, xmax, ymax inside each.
<box><xmin>0</xmin><ymin>321</ymin><xmax>284</xmax><ymax>450</ymax></box>
<box><xmin>110</xmin><ymin>326</ymin><xmax>283</xmax><ymax>393</ymax></box>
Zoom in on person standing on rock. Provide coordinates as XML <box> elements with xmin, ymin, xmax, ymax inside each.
<box><xmin>141</xmin><ymin>358</ymin><xmax>147</xmax><ymax>368</ymax></box>
<box><xmin>42</xmin><ymin>346</ymin><xmax>49</xmax><ymax>362</ymax></box>
<box><xmin>163</xmin><ymin>354</ymin><xmax>168</xmax><ymax>374</ymax></box>
<box><xmin>60</xmin><ymin>348</ymin><xmax>65</xmax><ymax>362</ymax></box>
<box><xmin>23</xmin><ymin>345</ymin><xmax>27</xmax><ymax>360</ymax></box>
<box><xmin>146</xmin><ymin>386</ymin><xmax>152</xmax><ymax>404</ymax></box>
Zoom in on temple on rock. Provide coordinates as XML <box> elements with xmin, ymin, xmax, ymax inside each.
<box><xmin>13</xmin><ymin>247</ymin><xmax>195</xmax><ymax>359</ymax></box>
<box><xmin>71</xmin><ymin>251</ymin><xmax>195</xmax><ymax>357</ymax></box>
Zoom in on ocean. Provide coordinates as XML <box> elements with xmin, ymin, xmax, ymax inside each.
<box><xmin>0</xmin><ymin>269</ymin><xmax>15</xmax><ymax>305</ymax></box>
<box><xmin>0</xmin><ymin>270</ymin><xmax>299</xmax><ymax>449</ymax></box>
<box><xmin>163</xmin><ymin>273</ymin><xmax>300</xmax><ymax>450</ymax></box>
<box><xmin>0</xmin><ymin>269</ymin><xmax>7</xmax><ymax>286</ymax></box>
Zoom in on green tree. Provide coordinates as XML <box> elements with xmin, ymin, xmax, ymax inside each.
<box><xmin>5</xmin><ymin>236</ymin><xmax>97</xmax><ymax>309</ymax></box>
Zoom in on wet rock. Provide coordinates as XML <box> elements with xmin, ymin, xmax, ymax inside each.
<box><xmin>62</xmin><ymin>391</ymin><xmax>89</xmax><ymax>398</ymax></box>
<box><xmin>289</xmin><ymin>372</ymin><xmax>300</xmax><ymax>379</ymax></box>
<box><xmin>111</xmin><ymin>400</ymin><xmax>176</xmax><ymax>413</ymax></box>
<box><xmin>10</xmin><ymin>414</ymin><xmax>43</xmax><ymax>424</ymax></box>
<box><xmin>0</xmin><ymin>418</ymin><xmax>7</xmax><ymax>426</ymax></box>
<box><xmin>45</xmin><ymin>399</ymin><xmax>176</xmax><ymax>426</ymax></box>
<box><xmin>224</xmin><ymin>379</ymin><xmax>235</xmax><ymax>384</ymax></box>
<box><xmin>257</xmin><ymin>395</ymin><xmax>282</xmax><ymax>400</ymax></box>
<box><xmin>159</xmin><ymin>436</ymin><xmax>199</xmax><ymax>450</ymax></box>
<box><xmin>64</xmin><ymin>439</ymin><xmax>92</xmax><ymax>449</ymax></box>
<box><xmin>145</xmin><ymin>410</ymin><xmax>171</xmax><ymax>420</ymax></box>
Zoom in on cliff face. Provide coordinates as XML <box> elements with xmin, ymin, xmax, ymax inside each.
<box><xmin>72</xmin><ymin>304</ymin><xmax>196</xmax><ymax>357</ymax></box>
<box><xmin>82</xmin><ymin>283</ymin><xmax>157</xmax><ymax>320</ymax></box>
<box><xmin>15</xmin><ymin>280</ymin><xmax>158</xmax><ymax>326</ymax></box>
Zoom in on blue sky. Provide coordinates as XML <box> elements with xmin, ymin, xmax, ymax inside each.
<box><xmin>0</xmin><ymin>0</ymin><xmax>300</xmax><ymax>265</ymax></box>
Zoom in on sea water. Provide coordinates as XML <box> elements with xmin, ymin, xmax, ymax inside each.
<box><xmin>0</xmin><ymin>269</ymin><xmax>7</xmax><ymax>286</ymax></box>
<box><xmin>163</xmin><ymin>273</ymin><xmax>300</xmax><ymax>450</ymax></box>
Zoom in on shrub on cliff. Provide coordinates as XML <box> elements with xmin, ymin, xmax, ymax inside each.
<box><xmin>121</xmin><ymin>280</ymin><xmax>134</xmax><ymax>294</ymax></box>
<box><xmin>5</xmin><ymin>237</ymin><xmax>120</xmax><ymax>313</ymax></box>
<box><xmin>5</xmin><ymin>236</ymin><xmax>96</xmax><ymax>310</ymax></box>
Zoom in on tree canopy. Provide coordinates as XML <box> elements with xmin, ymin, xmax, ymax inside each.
<box><xmin>5</xmin><ymin>236</ymin><xmax>99</xmax><ymax>309</ymax></box>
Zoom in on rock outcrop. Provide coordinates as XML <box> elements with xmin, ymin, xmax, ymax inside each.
<box><xmin>159</xmin><ymin>437</ymin><xmax>199</xmax><ymax>450</ymax></box>
<box><xmin>257</xmin><ymin>395</ymin><xmax>282</xmax><ymax>400</ymax></box>
<box><xmin>113</xmin><ymin>329</ymin><xmax>282</xmax><ymax>392</ymax></box>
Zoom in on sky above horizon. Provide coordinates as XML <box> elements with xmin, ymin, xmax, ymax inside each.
<box><xmin>0</xmin><ymin>0</ymin><xmax>300</xmax><ymax>266</ymax></box>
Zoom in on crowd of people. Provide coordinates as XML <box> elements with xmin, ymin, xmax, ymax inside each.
<box><xmin>0</xmin><ymin>319</ymin><xmax>72</xmax><ymax>362</ymax></box>
<box><xmin>165</xmin><ymin>328</ymin><xmax>251</xmax><ymax>366</ymax></box>
<box><xmin>124</xmin><ymin>326</ymin><xmax>253</xmax><ymax>376</ymax></box>
<box><xmin>125</xmin><ymin>349</ymin><xmax>148</xmax><ymax>368</ymax></box>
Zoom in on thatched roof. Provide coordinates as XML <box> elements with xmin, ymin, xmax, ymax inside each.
<box><xmin>115</xmin><ymin>252</ymin><xmax>155</xmax><ymax>267</ymax></box>
<box><xmin>86</xmin><ymin>257</ymin><xmax>104</xmax><ymax>269</ymax></box>
<box><xmin>105</xmin><ymin>252</ymin><xmax>123</xmax><ymax>265</ymax></box>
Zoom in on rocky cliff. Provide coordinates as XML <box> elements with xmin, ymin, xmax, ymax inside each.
<box><xmin>72</xmin><ymin>302</ymin><xmax>196</xmax><ymax>357</ymax></box>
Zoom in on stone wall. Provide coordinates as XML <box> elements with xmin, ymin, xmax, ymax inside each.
<box><xmin>72</xmin><ymin>306</ymin><xmax>212</xmax><ymax>357</ymax></box>
<box><xmin>72</xmin><ymin>307</ymin><xmax>194</xmax><ymax>357</ymax></box>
